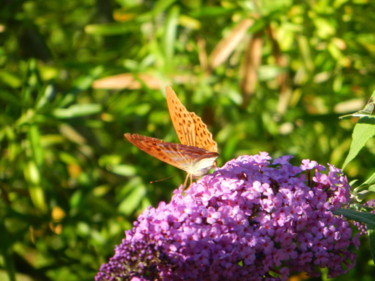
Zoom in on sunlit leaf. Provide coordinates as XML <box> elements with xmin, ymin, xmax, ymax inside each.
<box><xmin>191</xmin><ymin>6</ymin><xmax>236</xmax><ymax>17</ymax></box>
<box><xmin>0</xmin><ymin>70</ymin><xmax>22</xmax><ymax>88</ymax></box>
<box><xmin>53</xmin><ymin>104</ymin><xmax>102</xmax><ymax>118</ymax></box>
<box><xmin>36</xmin><ymin>84</ymin><xmax>56</xmax><ymax>110</ymax></box>
<box><xmin>164</xmin><ymin>5</ymin><xmax>179</xmax><ymax>62</ymax></box>
<box><xmin>85</xmin><ymin>22</ymin><xmax>135</xmax><ymax>35</ymax></box>
<box><xmin>28</xmin><ymin>125</ymin><xmax>43</xmax><ymax>166</ymax></box>
<box><xmin>118</xmin><ymin>184</ymin><xmax>147</xmax><ymax>215</ymax></box>
<box><xmin>340</xmin><ymin>91</ymin><xmax>375</xmax><ymax>119</ymax></box>
<box><xmin>342</xmin><ymin>118</ymin><xmax>375</xmax><ymax>169</ymax></box>
<box><xmin>24</xmin><ymin>161</ymin><xmax>46</xmax><ymax>211</ymax></box>
<box><xmin>109</xmin><ymin>164</ymin><xmax>137</xmax><ymax>177</ymax></box>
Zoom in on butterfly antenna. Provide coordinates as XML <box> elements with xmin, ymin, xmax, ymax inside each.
<box><xmin>149</xmin><ymin>176</ymin><xmax>173</xmax><ymax>184</ymax></box>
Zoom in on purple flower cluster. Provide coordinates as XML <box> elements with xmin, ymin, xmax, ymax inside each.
<box><xmin>96</xmin><ymin>153</ymin><xmax>359</xmax><ymax>281</ymax></box>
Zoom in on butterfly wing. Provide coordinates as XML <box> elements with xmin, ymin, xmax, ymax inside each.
<box><xmin>124</xmin><ymin>133</ymin><xmax>218</xmax><ymax>176</ymax></box>
<box><xmin>189</xmin><ymin>112</ymin><xmax>218</xmax><ymax>152</ymax></box>
<box><xmin>166</xmin><ymin>86</ymin><xmax>196</xmax><ymax>147</ymax></box>
<box><xmin>166</xmin><ymin>86</ymin><xmax>217</xmax><ymax>153</ymax></box>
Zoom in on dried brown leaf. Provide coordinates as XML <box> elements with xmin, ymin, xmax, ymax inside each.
<box><xmin>93</xmin><ymin>73</ymin><xmax>162</xmax><ymax>90</ymax></box>
<box><xmin>240</xmin><ymin>32</ymin><xmax>263</xmax><ymax>108</ymax></box>
<box><xmin>209</xmin><ymin>19</ymin><xmax>254</xmax><ymax>69</ymax></box>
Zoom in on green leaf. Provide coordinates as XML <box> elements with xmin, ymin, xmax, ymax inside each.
<box><xmin>85</xmin><ymin>22</ymin><xmax>135</xmax><ymax>35</ymax></box>
<box><xmin>53</xmin><ymin>104</ymin><xmax>102</xmax><ymax>119</ymax></box>
<box><xmin>164</xmin><ymin>5</ymin><xmax>179</xmax><ymax>62</ymax></box>
<box><xmin>356</xmin><ymin>172</ymin><xmax>375</xmax><ymax>192</ymax></box>
<box><xmin>24</xmin><ymin>160</ymin><xmax>40</xmax><ymax>185</ymax></box>
<box><xmin>342</xmin><ymin>118</ymin><xmax>375</xmax><ymax>169</ymax></box>
<box><xmin>36</xmin><ymin>84</ymin><xmax>56</xmax><ymax>110</ymax></box>
<box><xmin>24</xmin><ymin>161</ymin><xmax>46</xmax><ymax>211</ymax></box>
<box><xmin>109</xmin><ymin>164</ymin><xmax>137</xmax><ymax>177</ymax></box>
<box><xmin>369</xmin><ymin>228</ymin><xmax>375</xmax><ymax>264</ymax></box>
<box><xmin>333</xmin><ymin>208</ymin><xmax>375</xmax><ymax>229</ymax></box>
<box><xmin>137</xmin><ymin>0</ymin><xmax>177</xmax><ymax>22</ymax></box>
<box><xmin>118</xmin><ymin>182</ymin><xmax>147</xmax><ymax>215</ymax></box>
<box><xmin>191</xmin><ymin>6</ymin><xmax>236</xmax><ymax>17</ymax></box>
<box><xmin>28</xmin><ymin>125</ymin><xmax>43</xmax><ymax>166</ymax></box>
<box><xmin>339</xmin><ymin>103</ymin><xmax>375</xmax><ymax>119</ymax></box>
<box><xmin>0</xmin><ymin>69</ymin><xmax>22</xmax><ymax>88</ymax></box>
<box><xmin>340</xmin><ymin>91</ymin><xmax>375</xmax><ymax>119</ymax></box>
<box><xmin>341</xmin><ymin>91</ymin><xmax>375</xmax><ymax>169</ymax></box>
<box><xmin>363</xmin><ymin>172</ymin><xmax>375</xmax><ymax>186</ymax></box>
<box><xmin>0</xmin><ymin>88</ymin><xmax>23</xmax><ymax>105</ymax></box>
<box><xmin>0</xmin><ymin>223</ymin><xmax>16</xmax><ymax>281</ymax></box>
<box><xmin>152</xmin><ymin>0</ymin><xmax>177</xmax><ymax>16</ymax></box>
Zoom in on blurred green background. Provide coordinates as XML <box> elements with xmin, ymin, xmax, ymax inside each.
<box><xmin>1</xmin><ymin>0</ymin><xmax>375</xmax><ymax>280</ymax></box>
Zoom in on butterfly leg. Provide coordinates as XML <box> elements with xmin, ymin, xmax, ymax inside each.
<box><xmin>183</xmin><ymin>174</ymin><xmax>189</xmax><ymax>188</ymax></box>
<box><xmin>183</xmin><ymin>173</ymin><xmax>194</xmax><ymax>189</ymax></box>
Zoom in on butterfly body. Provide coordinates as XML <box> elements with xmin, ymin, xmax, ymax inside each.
<box><xmin>125</xmin><ymin>86</ymin><xmax>218</xmax><ymax>184</ymax></box>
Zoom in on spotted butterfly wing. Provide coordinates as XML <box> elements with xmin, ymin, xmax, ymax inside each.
<box><xmin>124</xmin><ymin>133</ymin><xmax>218</xmax><ymax>177</ymax></box>
<box><xmin>166</xmin><ymin>86</ymin><xmax>218</xmax><ymax>152</ymax></box>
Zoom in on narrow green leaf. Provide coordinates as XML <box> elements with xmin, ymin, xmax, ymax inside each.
<box><xmin>53</xmin><ymin>104</ymin><xmax>102</xmax><ymax>119</ymax></box>
<box><xmin>0</xmin><ymin>90</ymin><xmax>22</xmax><ymax>105</ymax></box>
<box><xmin>28</xmin><ymin>125</ymin><xmax>43</xmax><ymax>166</ymax></box>
<box><xmin>179</xmin><ymin>15</ymin><xmax>201</xmax><ymax>30</ymax></box>
<box><xmin>369</xmin><ymin>228</ymin><xmax>375</xmax><ymax>264</ymax></box>
<box><xmin>24</xmin><ymin>161</ymin><xmax>46</xmax><ymax>211</ymax></box>
<box><xmin>59</xmin><ymin>151</ymin><xmax>80</xmax><ymax>164</ymax></box>
<box><xmin>363</xmin><ymin>172</ymin><xmax>375</xmax><ymax>186</ymax></box>
<box><xmin>342</xmin><ymin>118</ymin><xmax>375</xmax><ymax>169</ymax></box>
<box><xmin>191</xmin><ymin>6</ymin><xmax>236</xmax><ymax>17</ymax></box>
<box><xmin>24</xmin><ymin>160</ymin><xmax>40</xmax><ymax>185</ymax></box>
<box><xmin>29</xmin><ymin>184</ymin><xmax>47</xmax><ymax>212</ymax></box>
<box><xmin>151</xmin><ymin>0</ymin><xmax>176</xmax><ymax>17</ymax></box>
<box><xmin>0</xmin><ymin>223</ymin><xmax>16</xmax><ymax>281</ymax></box>
<box><xmin>342</xmin><ymin>91</ymin><xmax>375</xmax><ymax>169</ymax></box>
<box><xmin>118</xmin><ymin>184</ymin><xmax>146</xmax><ymax>215</ymax></box>
<box><xmin>339</xmin><ymin>103</ymin><xmax>375</xmax><ymax>119</ymax></box>
<box><xmin>36</xmin><ymin>84</ymin><xmax>56</xmax><ymax>110</ymax></box>
<box><xmin>340</xmin><ymin>91</ymin><xmax>375</xmax><ymax>119</ymax></box>
<box><xmin>356</xmin><ymin>172</ymin><xmax>375</xmax><ymax>192</ymax></box>
<box><xmin>333</xmin><ymin>208</ymin><xmax>375</xmax><ymax>229</ymax></box>
<box><xmin>85</xmin><ymin>22</ymin><xmax>135</xmax><ymax>35</ymax></box>
<box><xmin>109</xmin><ymin>164</ymin><xmax>137</xmax><ymax>177</ymax></box>
<box><xmin>164</xmin><ymin>5</ymin><xmax>179</xmax><ymax>62</ymax></box>
<box><xmin>0</xmin><ymin>70</ymin><xmax>22</xmax><ymax>88</ymax></box>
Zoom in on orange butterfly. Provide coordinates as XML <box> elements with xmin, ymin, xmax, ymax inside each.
<box><xmin>124</xmin><ymin>86</ymin><xmax>218</xmax><ymax>186</ymax></box>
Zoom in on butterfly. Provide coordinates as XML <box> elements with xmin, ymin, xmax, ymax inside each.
<box><xmin>124</xmin><ymin>86</ymin><xmax>218</xmax><ymax>186</ymax></box>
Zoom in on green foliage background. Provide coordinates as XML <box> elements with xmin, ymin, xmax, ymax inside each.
<box><xmin>1</xmin><ymin>0</ymin><xmax>375</xmax><ymax>280</ymax></box>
